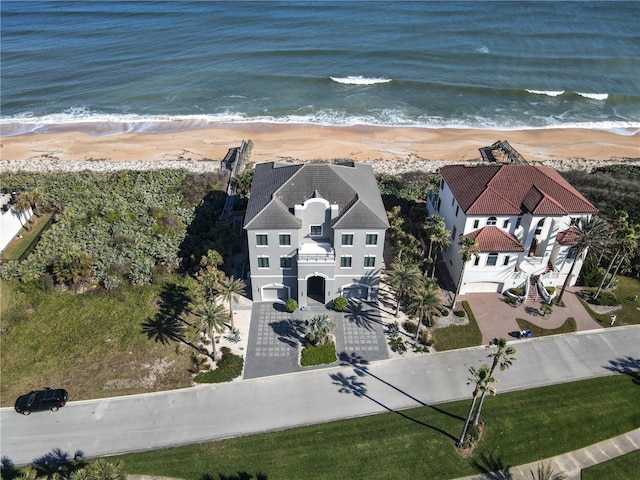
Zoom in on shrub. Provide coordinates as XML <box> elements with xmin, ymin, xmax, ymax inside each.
<box><xmin>591</xmin><ymin>291</ymin><xmax>619</xmax><ymax>306</ymax></box>
<box><xmin>440</xmin><ymin>308</ymin><xmax>450</xmax><ymax>316</ymax></box>
<box><xmin>285</xmin><ymin>298</ymin><xmax>298</xmax><ymax>313</ymax></box>
<box><xmin>545</xmin><ymin>286</ymin><xmax>556</xmax><ymax>295</ymax></box>
<box><xmin>388</xmin><ymin>336</ymin><xmax>407</xmax><ymax>354</ymax></box>
<box><xmin>193</xmin><ymin>347</ymin><xmax>243</xmax><ymax>383</ymax></box>
<box><xmin>403</xmin><ymin>320</ymin><xmax>418</xmax><ymax>335</ymax></box>
<box><xmin>454</xmin><ymin>310</ymin><xmax>466</xmax><ymax>317</ymax></box>
<box><xmin>508</xmin><ymin>287</ymin><xmax>525</xmax><ymax>297</ymax></box>
<box><xmin>386</xmin><ymin>321</ymin><xmax>400</xmax><ymax>337</ymax></box>
<box><xmin>333</xmin><ymin>296</ymin><xmax>348</xmax><ymax>312</ymax></box>
<box><xmin>301</xmin><ymin>344</ymin><xmax>337</xmax><ymax>366</ymax></box>
<box><xmin>418</xmin><ymin>329</ymin><xmax>433</xmax><ymax>347</ymax></box>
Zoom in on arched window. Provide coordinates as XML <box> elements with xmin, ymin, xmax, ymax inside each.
<box><xmin>487</xmin><ymin>217</ymin><xmax>497</xmax><ymax>226</ymax></box>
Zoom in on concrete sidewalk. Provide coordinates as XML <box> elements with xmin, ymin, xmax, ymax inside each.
<box><xmin>455</xmin><ymin>428</ymin><xmax>640</xmax><ymax>480</ymax></box>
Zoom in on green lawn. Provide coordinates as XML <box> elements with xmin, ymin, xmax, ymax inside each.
<box><xmin>578</xmin><ymin>276</ymin><xmax>640</xmax><ymax>328</ymax></box>
<box><xmin>582</xmin><ymin>450</ymin><xmax>640</xmax><ymax>480</ymax></box>
<box><xmin>0</xmin><ymin>277</ymin><xmax>196</xmax><ymax>406</ymax></box>
<box><xmin>433</xmin><ymin>300</ymin><xmax>483</xmax><ymax>351</ymax></box>
<box><xmin>109</xmin><ymin>374</ymin><xmax>640</xmax><ymax>480</ymax></box>
<box><xmin>516</xmin><ymin>317</ymin><xmax>577</xmax><ymax>337</ymax></box>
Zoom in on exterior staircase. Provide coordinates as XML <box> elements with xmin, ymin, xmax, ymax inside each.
<box><xmin>527</xmin><ymin>275</ymin><xmax>542</xmax><ymax>303</ymax></box>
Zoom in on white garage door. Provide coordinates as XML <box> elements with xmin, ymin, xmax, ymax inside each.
<box><xmin>342</xmin><ymin>285</ymin><xmax>369</xmax><ymax>300</ymax></box>
<box><xmin>465</xmin><ymin>282</ymin><xmax>503</xmax><ymax>293</ymax></box>
<box><xmin>262</xmin><ymin>287</ymin><xmax>288</xmax><ymax>302</ymax></box>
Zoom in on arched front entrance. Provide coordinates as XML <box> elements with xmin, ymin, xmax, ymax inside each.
<box><xmin>307</xmin><ymin>276</ymin><xmax>325</xmax><ymax>305</ymax></box>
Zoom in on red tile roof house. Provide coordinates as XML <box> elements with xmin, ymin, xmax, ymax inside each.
<box><xmin>426</xmin><ymin>164</ymin><xmax>598</xmax><ymax>300</ymax></box>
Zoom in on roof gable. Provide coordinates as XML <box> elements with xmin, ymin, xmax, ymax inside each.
<box><xmin>462</xmin><ymin>226</ymin><xmax>525</xmax><ymax>253</ymax></box>
<box><xmin>244</xmin><ymin>161</ymin><xmax>389</xmax><ymax>230</ymax></box>
<box><xmin>441</xmin><ymin>164</ymin><xmax>598</xmax><ymax>216</ymax></box>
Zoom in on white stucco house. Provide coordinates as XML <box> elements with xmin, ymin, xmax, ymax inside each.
<box><xmin>0</xmin><ymin>193</ymin><xmax>33</xmax><ymax>253</ymax></box>
<box><xmin>427</xmin><ymin>164</ymin><xmax>599</xmax><ymax>298</ymax></box>
<box><xmin>244</xmin><ymin>161</ymin><xmax>389</xmax><ymax>308</ymax></box>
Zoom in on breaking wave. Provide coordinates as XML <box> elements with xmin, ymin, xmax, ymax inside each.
<box><xmin>330</xmin><ymin>76</ymin><xmax>392</xmax><ymax>85</ymax></box>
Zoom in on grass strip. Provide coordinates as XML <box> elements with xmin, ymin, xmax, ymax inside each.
<box><xmin>109</xmin><ymin>374</ymin><xmax>639</xmax><ymax>480</ymax></box>
<box><xmin>516</xmin><ymin>317</ymin><xmax>577</xmax><ymax>337</ymax></box>
<box><xmin>581</xmin><ymin>450</ymin><xmax>640</xmax><ymax>480</ymax></box>
<box><xmin>433</xmin><ymin>300</ymin><xmax>483</xmax><ymax>351</ymax></box>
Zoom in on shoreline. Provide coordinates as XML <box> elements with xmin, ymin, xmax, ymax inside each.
<box><xmin>1</xmin><ymin>124</ymin><xmax>638</xmax><ymax>175</ymax></box>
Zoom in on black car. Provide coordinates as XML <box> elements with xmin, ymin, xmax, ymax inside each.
<box><xmin>14</xmin><ymin>388</ymin><xmax>68</xmax><ymax>415</ymax></box>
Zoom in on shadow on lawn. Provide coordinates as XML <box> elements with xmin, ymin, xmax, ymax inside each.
<box><xmin>330</xmin><ymin>352</ymin><xmax>459</xmax><ymax>441</ymax></box>
<box><xmin>1</xmin><ymin>449</ymin><xmax>87</xmax><ymax>480</ymax></box>
<box><xmin>470</xmin><ymin>452</ymin><xmax>513</xmax><ymax>479</ymax></box>
<box><xmin>604</xmin><ymin>356</ymin><xmax>640</xmax><ymax>385</ymax></box>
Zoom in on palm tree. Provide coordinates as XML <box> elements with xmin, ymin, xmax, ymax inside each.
<box><xmin>408</xmin><ymin>281</ymin><xmax>443</xmax><ymax>341</ymax></box>
<box><xmin>386</xmin><ymin>258</ymin><xmax>422</xmax><ymax>317</ymax></box>
<box><xmin>13</xmin><ymin>192</ymin><xmax>33</xmax><ymax>230</ymax></box>
<box><xmin>70</xmin><ymin>459</ymin><xmax>126</xmax><ymax>480</ymax></box>
<box><xmin>457</xmin><ymin>364</ymin><xmax>496</xmax><ymax>447</ymax></box>
<box><xmin>305</xmin><ymin>313</ymin><xmax>335</xmax><ymax>346</ymax></box>
<box><xmin>605</xmin><ymin>225</ymin><xmax>639</xmax><ymax>289</ymax></box>
<box><xmin>52</xmin><ymin>250</ymin><xmax>94</xmax><ymax>286</ymax></box>
<box><xmin>430</xmin><ymin>225</ymin><xmax>451</xmax><ymax>277</ymax></box>
<box><xmin>214</xmin><ymin>275</ymin><xmax>246</xmax><ymax>329</ymax></box>
<box><xmin>194</xmin><ymin>302</ymin><xmax>227</xmax><ymax>360</ymax></box>
<box><xmin>424</xmin><ymin>215</ymin><xmax>446</xmax><ymax>260</ymax></box>
<box><xmin>595</xmin><ymin>223</ymin><xmax>639</xmax><ymax>296</ymax></box>
<box><xmin>473</xmin><ymin>338</ymin><xmax>517</xmax><ymax>425</ymax></box>
<box><xmin>451</xmin><ymin>236</ymin><xmax>480</xmax><ymax>308</ymax></box>
<box><xmin>29</xmin><ymin>189</ymin><xmax>44</xmax><ymax>216</ymax></box>
<box><xmin>557</xmin><ymin>216</ymin><xmax>610</xmax><ymax>304</ymax></box>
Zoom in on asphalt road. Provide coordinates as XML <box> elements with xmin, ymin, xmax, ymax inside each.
<box><xmin>2</xmin><ymin>326</ymin><xmax>639</xmax><ymax>466</ymax></box>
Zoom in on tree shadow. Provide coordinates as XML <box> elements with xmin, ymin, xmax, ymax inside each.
<box><xmin>329</xmin><ymin>371</ymin><xmax>457</xmax><ymax>441</ymax></box>
<box><xmin>201</xmin><ymin>472</ymin><xmax>268</xmax><ymax>480</ymax></box>
<box><xmin>332</xmin><ymin>352</ymin><xmax>460</xmax><ymax>441</ymax></box>
<box><xmin>604</xmin><ymin>356</ymin><xmax>640</xmax><ymax>385</ymax></box>
<box><xmin>0</xmin><ymin>457</ymin><xmax>18</xmax><ymax>480</ymax></box>
<box><xmin>269</xmin><ymin>319</ymin><xmax>306</xmax><ymax>347</ymax></box>
<box><xmin>469</xmin><ymin>452</ymin><xmax>512</xmax><ymax>479</ymax></box>
<box><xmin>344</xmin><ymin>300</ymin><xmax>385</xmax><ymax>331</ymax></box>
<box><xmin>141</xmin><ymin>283</ymin><xmax>201</xmax><ymax>353</ymax></box>
<box><xmin>524</xmin><ymin>306</ymin><xmax>541</xmax><ymax>316</ymax></box>
<box><xmin>29</xmin><ymin>449</ymin><xmax>86</xmax><ymax>479</ymax></box>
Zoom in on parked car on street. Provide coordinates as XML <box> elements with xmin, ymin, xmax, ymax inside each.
<box><xmin>14</xmin><ymin>388</ymin><xmax>68</xmax><ymax>415</ymax></box>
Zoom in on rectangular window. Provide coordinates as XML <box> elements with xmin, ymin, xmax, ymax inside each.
<box><xmin>503</xmin><ymin>220</ymin><xmax>509</xmax><ymax>228</ymax></box>
<box><xmin>340</xmin><ymin>256</ymin><xmax>352</xmax><ymax>268</ymax></box>
<box><xmin>503</xmin><ymin>255</ymin><xmax>510</xmax><ymax>266</ymax></box>
<box><xmin>515</xmin><ymin>217</ymin><xmax>522</xmax><ymax>229</ymax></box>
<box><xmin>280</xmin><ymin>257</ymin><xmax>292</xmax><ymax>269</ymax></box>
<box><xmin>257</xmin><ymin>256</ymin><xmax>269</xmax><ymax>268</ymax></box>
<box><xmin>486</xmin><ymin>253</ymin><xmax>498</xmax><ymax>266</ymax></box>
<box><xmin>474</xmin><ymin>256</ymin><xmax>480</xmax><ymax>266</ymax></box>
<box><xmin>473</xmin><ymin>219</ymin><xmax>479</xmax><ymax>229</ymax></box>
<box><xmin>451</xmin><ymin>226</ymin><xmax>457</xmax><ymax>240</ymax></box>
<box><xmin>437</xmin><ymin>198</ymin><xmax>441</xmax><ymax>211</ymax></box>
<box><xmin>365</xmin><ymin>233</ymin><xmax>378</xmax><ymax>246</ymax></box>
<box><xmin>364</xmin><ymin>255</ymin><xmax>376</xmax><ymax>268</ymax></box>
<box><xmin>310</xmin><ymin>225</ymin><xmax>322</xmax><ymax>236</ymax></box>
<box><xmin>341</xmin><ymin>234</ymin><xmax>354</xmax><ymax>246</ymax></box>
<box><xmin>279</xmin><ymin>234</ymin><xmax>291</xmax><ymax>246</ymax></box>
<box><xmin>256</xmin><ymin>234</ymin><xmax>268</xmax><ymax>246</ymax></box>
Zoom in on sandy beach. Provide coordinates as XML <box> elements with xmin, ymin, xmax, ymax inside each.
<box><xmin>1</xmin><ymin>124</ymin><xmax>638</xmax><ymax>174</ymax></box>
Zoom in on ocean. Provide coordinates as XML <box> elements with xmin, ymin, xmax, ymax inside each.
<box><xmin>1</xmin><ymin>1</ymin><xmax>639</xmax><ymax>137</ymax></box>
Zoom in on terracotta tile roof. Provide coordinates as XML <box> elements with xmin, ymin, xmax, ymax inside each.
<box><xmin>462</xmin><ymin>227</ymin><xmax>525</xmax><ymax>253</ymax></box>
<box><xmin>556</xmin><ymin>226</ymin><xmax>581</xmax><ymax>246</ymax></box>
<box><xmin>440</xmin><ymin>165</ymin><xmax>598</xmax><ymax>216</ymax></box>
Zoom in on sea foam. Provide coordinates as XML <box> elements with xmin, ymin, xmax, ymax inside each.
<box><xmin>576</xmin><ymin>92</ymin><xmax>609</xmax><ymax>100</ymax></box>
<box><xmin>526</xmin><ymin>90</ymin><xmax>565</xmax><ymax>97</ymax></box>
<box><xmin>330</xmin><ymin>76</ymin><xmax>392</xmax><ymax>85</ymax></box>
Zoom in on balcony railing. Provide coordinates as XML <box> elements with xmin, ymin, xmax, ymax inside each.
<box><xmin>298</xmin><ymin>252</ymin><xmax>336</xmax><ymax>263</ymax></box>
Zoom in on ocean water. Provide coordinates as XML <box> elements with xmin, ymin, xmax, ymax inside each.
<box><xmin>1</xmin><ymin>1</ymin><xmax>639</xmax><ymax>137</ymax></box>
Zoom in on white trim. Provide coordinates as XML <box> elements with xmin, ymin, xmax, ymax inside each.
<box><xmin>255</xmin><ymin>233</ymin><xmax>269</xmax><ymax>247</ymax></box>
<box><xmin>341</xmin><ymin>232</ymin><xmax>354</xmax><ymax>247</ymax></box>
<box><xmin>278</xmin><ymin>233</ymin><xmax>291</xmax><ymax>247</ymax></box>
<box><xmin>310</xmin><ymin>224</ymin><xmax>323</xmax><ymax>237</ymax></box>
<box><xmin>339</xmin><ymin>255</ymin><xmax>353</xmax><ymax>269</ymax></box>
<box><xmin>364</xmin><ymin>254</ymin><xmax>376</xmax><ymax>269</ymax></box>
<box><xmin>257</xmin><ymin>255</ymin><xmax>270</xmax><ymax>269</ymax></box>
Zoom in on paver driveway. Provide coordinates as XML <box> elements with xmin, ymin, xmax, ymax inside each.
<box><xmin>243</xmin><ymin>301</ymin><xmax>389</xmax><ymax>379</ymax></box>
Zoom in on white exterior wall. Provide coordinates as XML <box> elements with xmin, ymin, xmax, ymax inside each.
<box><xmin>428</xmin><ymin>180</ymin><xmax>592</xmax><ymax>294</ymax></box>
<box><xmin>0</xmin><ymin>207</ymin><xmax>32</xmax><ymax>253</ymax></box>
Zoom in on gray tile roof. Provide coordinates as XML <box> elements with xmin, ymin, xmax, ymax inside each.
<box><xmin>244</xmin><ymin>161</ymin><xmax>389</xmax><ymax>230</ymax></box>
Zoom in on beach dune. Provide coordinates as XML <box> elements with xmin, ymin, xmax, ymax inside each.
<box><xmin>1</xmin><ymin>124</ymin><xmax>638</xmax><ymax>174</ymax></box>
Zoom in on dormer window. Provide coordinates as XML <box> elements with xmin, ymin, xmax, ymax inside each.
<box><xmin>487</xmin><ymin>217</ymin><xmax>497</xmax><ymax>226</ymax></box>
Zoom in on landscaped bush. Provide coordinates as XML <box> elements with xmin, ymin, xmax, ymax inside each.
<box><xmin>388</xmin><ymin>336</ymin><xmax>407</xmax><ymax>354</ymax></box>
<box><xmin>454</xmin><ymin>310</ymin><xmax>466</xmax><ymax>317</ymax></box>
<box><xmin>545</xmin><ymin>286</ymin><xmax>556</xmax><ymax>295</ymax></box>
<box><xmin>590</xmin><ymin>291</ymin><xmax>619</xmax><ymax>306</ymax></box>
<box><xmin>403</xmin><ymin>320</ymin><xmax>418</xmax><ymax>335</ymax></box>
<box><xmin>440</xmin><ymin>308</ymin><xmax>450</xmax><ymax>316</ymax></box>
<box><xmin>508</xmin><ymin>287</ymin><xmax>525</xmax><ymax>297</ymax></box>
<box><xmin>418</xmin><ymin>329</ymin><xmax>433</xmax><ymax>347</ymax></box>
<box><xmin>301</xmin><ymin>344</ymin><xmax>337</xmax><ymax>366</ymax></box>
<box><xmin>285</xmin><ymin>298</ymin><xmax>298</xmax><ymax>313</ymax></box>
<box><xmin>193</xmin><ymin>347</ymin><xmax>243</xmax><ymax>383</ymax></box>
<box><xmin>333</xmin><ymin>296</ymin><xmax>348</xmax><ymax>312</ymax></box>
